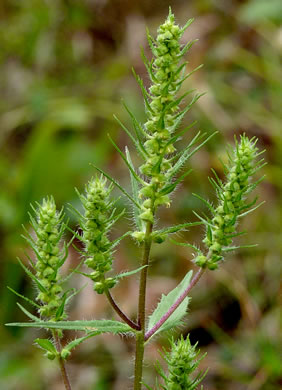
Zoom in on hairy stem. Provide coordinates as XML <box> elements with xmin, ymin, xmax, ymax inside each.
<box><xmin>145</xmin><ymin>267</ymin><xmax>205</xmax><ymax>341</ymax></box>
<box><xmin>54</xmin><ymin>332</ymin><xmax>72</xmax><ymax>390</ymax></box>
<box><xmin>105</xmin><ymin>289</ymin><xmax>140</xmax><ymax>330</ymax></box>
<box><xmin>134</xmin><ymin>222</ymin><xmax>153</xmax><ymax>390</ymax></box>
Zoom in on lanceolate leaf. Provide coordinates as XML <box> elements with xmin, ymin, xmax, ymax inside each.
<box><xmin>17</xmin><ymin>258</ymin><xmax>48</xmax><ymax>293</ymax></box>
<box><xmin>91</xmin><ymin>164</ymin><xmax>141</xmax><ymax>209</ymax></box>
<box><xmin>110</xmin><ymin>231</ymin><xmax>132</xmax><ymax>250</ymax></box>
<box><xmin>169</xmin><ymin>132</ymin><xmax>217</xmax><ymax>178</ymax></box>
<box><xmin>17</xmin><ymin>303</ymin><xmax>40</xmax><ymax>322</ymax></box>
<box><xmin>147</xmin><ymin>271</ymin><xmax>193</xmax><ymax>337</ymax></box>
<box><xmin>122</xmin><ymin>101</ymin><xmax>147</xmax><ymax>137</ymax></box>
<box><xmin>153</xmin><ymin>222</ymin><xmax>203</xmax><ymax>236</ymax></box>
<box><xmin>125</xmin><ymin>147</ymin><xmax>142</xmax><ymax>230</ymax></box>
<box><xmin>55</xmin><ymin>291</ymin><xmax>68</xmax><ymax>320</ymax></box>
<box><xmin>107</xmin><ymin>134</ymin><xmax>145</xmax><ymax>185</ymax></box>
<box><xmin>7</xmin><ymin>286</ymin><xmax>40</xmax><ymax>309</ymax></box>
<box><xmin>170</xmin><ymin>239</ymin><xmax>202</xmax><ymax>254</ymax></box>
<box><xmin>6</xmin><ymin>319</ymin><xmax>135</xmax><ymax>334</ymax></box>
<box><xmin>34</xmin><ymin>339</ymin><xmax>57</xmax><ymax>354</ymax></box>
<box><xmin>160</xmin><ymin>169</ymin><xmax>193</xmax><ymax>195</ymax></box>
<box><xmin>62</xmin><ymin>332</ymin><xmax>101</xmax><ymax>354</ymax></box>
<box><xmin>116</xmin><ymin>265</ymin><xmax>148</xmax><ymax>280</ymax></box>
<box><xmin>114</xmin><ymin>115</ymin><xmax>147</xmax><ymax>158</ymax></box>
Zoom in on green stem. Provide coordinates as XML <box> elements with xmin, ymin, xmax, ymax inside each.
<box><xmin>134</xmin><ymin>221</ymin><xmax>153</xmax><ymax>390</ymax></box>
<box><xmin>54</xmin><ymin>332</ymin><xmax>72</xmax><ymax>390</ymax></box>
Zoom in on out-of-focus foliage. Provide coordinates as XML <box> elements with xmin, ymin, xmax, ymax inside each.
<box><xmin>0</xmin><ymin>0</ymin><xmax>281</xmax><ymax>389</ymax></box>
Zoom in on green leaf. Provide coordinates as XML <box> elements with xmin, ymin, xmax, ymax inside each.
<box><xmin>147</xmin><ymin>271</ymin><xmax>193</xmax><ymax>337</ymax></box>
<box><xmin>140</xmin><ymin>47</ymin><xmax>157</xmax><ymax>84</ymax></box>
<box><xmin>146</xmin><ymin>27</ymin><xmax>157</xmax><ymax>55</ymax></box>
<box><xmin>123</xmin><ymin>101</ymin><xmax>147</xmax><ymax>137</ymax></box>
<box><xmin>63</xmin><ymin>332</ymin><xmax>101</xmax><ymax>354</ymax></box>
<box><xmin>125</xmin><ymin>147</ymin><xmax>142</xmax><ymax>230</ymax></box>
<box><xmin>55</xmin><ymin>292</ymin><xmax>68</xmax><ymax>320</ymax></box>
<box><xmin>6</xmin><ymin>319</ymin><xmax>135</xmax><ymax>334</ymax></box>
<box><xmin>192</xmin><ymin>193</ymin><xmax>216</xmax><ymax>215</ymax></box>
<box><xmin>7</xmin><ymin>286</ymin><xmax>40</xmax><ymax>309</ymax></box>
<box><xmin>61</xmin><ymin>260</ymin><xmax>84</xmax><ymax>284</ymax></box>
<box><xmin>91</xmin><ymin>164</ymin><xmax>141</xmax><ymax>209</ymax></box>
<box><xmin>163</xmin><ymin>89</ymin><xmax>195</xmax><ymax>114</ymax></box>
<box><xmin>176</xmin><ymin>64</ymin><xmax>204</xmax><ymax>87</ymax></box>
<box><xmin>16</xmin><ymin>303</ymin><xmax>40</xmax><ymax>322</ymax></box>
<box><xmin>180</xmin><ymin>18</ymin><xmax>194</xmax><ymax>35</ymax></box>
<box><xmin>222</xmin><ymin>244</ymin><xmax>258</xmax><ymax>252</ymax></box>
<box><xmin>160</xmin><ymin>168</ymin><xmax>193</xmax><ymax>195</ymax></box>
<box><xmin>170</xmin><ymin>239</ymin><xmax>202</xmax><ymax>254</ymax></box>
<box><xmin>169</xmin><ymin>132</ymin><xmax>217</xmax><ymax>178</ymax></box>
<box><xmin>107</xmin><ymin>134</ymin><xmax>145</xmax><ymax>185</ymax></box>
<box><xmin>114</xmin><ymin>115</ymin><xmax>147</xmax><ymax>158</ymax></box>
<box><xmin>34</xmin><ymin>339</ymin><xmax>57</xmax><ymax>354</ymax></box>
<box><xmin>65</xmin><ymin>285</ymin><xmax>87</xmax><ymax>305</ymax></box>
<box><xmin>116</xmin><ymin>265</ymin><xmax>148</xmax><ymax>280</ymax></box>
<box><xmin>192</xmin><ymin>212</ymin><xmax>214</xmax><ymax>229</ymax></box>
<box><xmin>168</xmin><ymin>122</ymin><xmax>198</xmax><ymax>147</ymax></box>
<box><xmin>132</xmin><ymin>67</ymin><xmax>154</xmax><ymax>113</ymax></box>
<box><xmin>110</xmin><ymin>231</ymin><xmax>132</xmax><ymax>250</ymax></box>
<box><xmin>17</xmin><ymin>258</ymin><xmax>48</xmax><ymax>293</ymax></box>
<box><xmin>106</xmin><ymin>209</ymin><xmax>125</xmax><ymax>231</ymax></box>
<box><xmin>153</xmin><ymin>222</ymin><xmax>203</xmax><ymax>236</ymax></box>
<box><xmin>238</xmin><ymin>201</ymin><xmax>265</xmax><ymax>218</ymax></box>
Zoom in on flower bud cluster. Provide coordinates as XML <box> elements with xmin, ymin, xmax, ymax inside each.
<box><xmin>80</xmin><ymin>177</ymin><xmax>116</xmax><ymax>294</ymax></box>
<box><xmin>195</xmin><ymin>135</ymin><xmax>261</xmax><ymax>270</ymax></box>
<box><xmin>33</xmin><ymin>197</ymin><xmax>65</xmax><ymax>319</ymax></box>
<box><xmin>163</xmin><ymin>335</ymin><xmax>205</xmax><ymax>390</ymax></box>
<box><xmin>138</xmin><ymin>11</ymin><xmax>189</xmax><ymax>225</ymax></box>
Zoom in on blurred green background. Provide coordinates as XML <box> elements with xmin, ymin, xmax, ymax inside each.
<box><xmin>0</xmin><ymin>0</ymin><xmax>281</xmax><ymax>389</ymax></box>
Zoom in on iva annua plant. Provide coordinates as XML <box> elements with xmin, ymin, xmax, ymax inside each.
<box><xmin>7</xmin><ymin>8</ymin><xmax>265</xmax><ymax>390</ymax></box>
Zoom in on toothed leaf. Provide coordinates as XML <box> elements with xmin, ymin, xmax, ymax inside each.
<box><xmin>147</xmin><ymin>271</ymin><xmax>193</xmax><ymax>337</ymax></box>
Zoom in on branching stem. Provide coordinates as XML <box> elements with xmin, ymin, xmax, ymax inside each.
<box><xmin>105</xmin><ymin>289</ymin><xmax>140</xmax><ymax>330</ymax></box>
<box><xmin>54</xmin><ymin>332</ymin><xmax>72</xmax><ymax>390</ymax></box>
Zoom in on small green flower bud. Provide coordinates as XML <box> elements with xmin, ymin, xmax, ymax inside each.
<box><xmin>153</xmin><ymin>234</ymin><xmax>166</xmax><ymax>244</ymax></box>
<box><xmin>94</xmin><ymin>282</ymin><xmax>105</xmax><ymax>294</ymax></box>
<box><xmin>43</xmin><ymin>267</ymin><xmax>55</xmax><ymax>278</ymax></box>
<box><xmin>61</xmin><ymin>349</ymin><xmax>71</xmax><ymax>360</ymax></box>
<box><xmin>140</xmin><ymin>209</ymin><xmax>154</xmax><ymax>223</ymax></box>
<box><xmin>213</xmin><ymin>215</ymin><xmax>224</xmax><ymax>226</ymax></box>
<box><xmin>208</xmin><ymin>262</ymin><xmax>218</xmax><ymax>270</ymax></box>
<box><xmin>142</xmin><ymin>199</ymin><xmax>152</xmax><ymax>209</ymax></box>
<box><xmin>194</xmin><ymin>255</ymin><xmax>207</xmax><ymax>267</ymax></box>
<box><xmin>46</xmin><ymin>351</ymin><xmax>56</xmax><ymax>360</ymax></box>
<box><xmin>139</xmin><ymin>185</ymin><xmax>154</xmax><ymax>198</ymax></box>
<box><xmin>210</xmin><ymin>242</ymin><xmax>221</xmax><ymax>253</ymax></box>
<box><xmin>51</xmin><ymin>285</ymin><xmax>63</xmax><ymax>295</ymax></box>
<box><xmin>105</xmin><ymin>277</ymin><xmax>116</xmax><ymax>288</ymax></box>
<box><xmin>132</xmin><ymin>231</ymin><xmax>146</xmax><ymax>243</ymax></box>
<box><xmin>90</xmin><ymin>271</ymin><xmax>101</xmax><ymax>281</ymax></box>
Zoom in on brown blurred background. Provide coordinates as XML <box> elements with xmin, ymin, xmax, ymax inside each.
<box><xmin>0</xmin><ymin>0</ymin><xmax>281</xmax><ymax>389</ymax></box>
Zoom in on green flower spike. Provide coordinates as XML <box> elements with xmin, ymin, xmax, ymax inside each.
<box><xmin>194</xmin><ymin>135</ymin><xmax>265</xmax><ymax>270</ymax></box>
<box><xmin>78</xmin><ymin>176</ymin><xmax>117</xmax><ymax>294</ymax></box>
<box><xmin>139</xmin><ymin>10</ymin><xmax>192</xmax><ymax>208</ymax></box>
<box><xmin>31</xmin><ymin>197</ymin><xmax>66</xmax><ymax>319</ymax></box>
<box><xmin>129</xmin><ymin>8</ymin><xmax>206</xmax><ymax>243</ymax></box>
<box><xmin>154</xmin><ymin>335</ymin><xmax>206</xmax><ymax>390</ymax></box>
